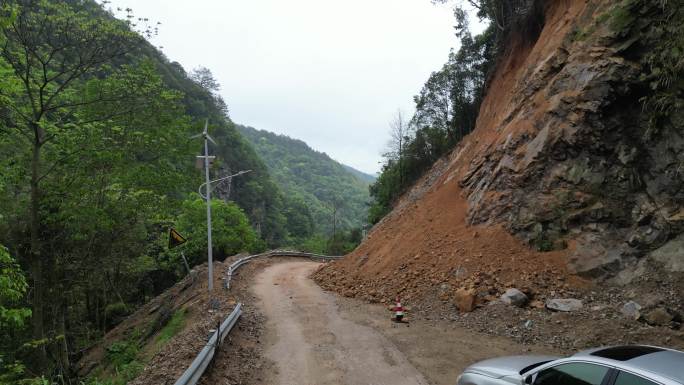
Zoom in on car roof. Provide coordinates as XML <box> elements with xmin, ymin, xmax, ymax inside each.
<box><xmin>627</xmin><ymin>350</ymin><xmax>684</xmax><ymax>384</ymax></box>
<box><xmin>572</xmin><ymin>346</ymin><xmax>684</xmax><ymax>384</ymax></box>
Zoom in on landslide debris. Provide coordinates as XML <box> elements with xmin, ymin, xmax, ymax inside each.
<box><xmin>315</xmin><ymin>0</ymin><xmax>684</xmax><ymax>350</ymax></box>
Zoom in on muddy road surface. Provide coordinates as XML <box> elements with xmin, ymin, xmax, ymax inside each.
<box><xmin>254</xmin><ymin>260</ymin><xmax>430</xmax><ymax>385</ymax></box>
<box><xmin>252</xmin><ymin>260</ymin><xmax>553</xmax><ymax>385</ymax></box>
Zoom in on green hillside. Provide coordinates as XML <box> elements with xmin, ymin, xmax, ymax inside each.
<box><xmin>343</xmin><ymin>164</ymin><xmax>377</xmax><ymax>184</ymax></box>
<box><xmin>139</xmin><ymin>42</ymin><xmax>290</xmax><ymax>249</ymax></box>
<box><xmin>0</xmin><ymin>1</ymin><xmax>300</xmax><ymax>380</ymax></box>
<box><xmin>237</xmin><ymin>125</ymin><xmax>372</xmax><ymax>236</ymax></box>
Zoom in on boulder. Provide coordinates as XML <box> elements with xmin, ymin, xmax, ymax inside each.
<box><xmin>644</xmin><ymin>308</ymin><xmax>673</xmax><ymax>326</ymax></box>
<box><xmin>500</xmin><ymin>288</ymin><xmax>528</xmax><ymax>307</ymax></box>
<box><xmin>567</xmin><ymin>234</ymin><xmax>622</xmax><ymax>277</ymax></box>
<box><xmin>648</xmin><ymin>233</ymin><xmax>684</xmax><ymax>272</ymax></box>
<box><xmin>621</xmin><ymin>301</ymin><xmax>642</xmax><ymax>320</ymax></box>
<box><xmin>546</xmin><ymin>298</ymin><xmax>583</xmax><ymax>312</ymax></box>
<box><xmin>454</xmin><ymin>288</ymin><xmax>477</xmax><ymax>312</ymax></box>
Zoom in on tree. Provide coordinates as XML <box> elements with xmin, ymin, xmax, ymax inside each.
<box><xmin>189</xmin><ymin>66</ymin><xmax>230</xmax><ymax>116</ymax></box>
<box><xmin>0</xmin><ymin>245</ymin><xmax>31</xmax><ymax>383</ymax></box>
<box><xmin>283</xmin><ymin>196</ymin><xmax>315</xmax><ymax>240</ymax></box>
<box><xmin>0</xmin><ymin>1</ymin><xmax>298</xmax><ymax>381</ymax></box>
<box><xmin>412</xmin><ymin>70</ymin><xmax>452</xmax><ymax>133</ymax></box>
<box><xmin>326</xmin><ymin>227</ymin><xmax>363</xmax><ymax>255</ymax></box>
<box><xmin>386</xmin><ymin>110</ymin><xmax>410</xmax><ymax>187</ymax></box>
<box><xmin>190</xmin><ymin>66</ymin><xmax>221</xmax><ymax>93</ymax></box>
<box><xmin>175</xmin><ymin>196</ymin><xmax>258</xmax><ymax>264</ymax></box>
<box><xmin>432</xmin><ymin>0</ymin><xmax>545</xmax><ymax>43</ymax></box>
<box><xmin>0</xmin><ymin>0</ymin><xmax>141</xmax><ymax>366</ymax></box>
<box><xmin>369</xmin><ymin>5</ymin><xmax>496</xmax><ymax>224</ymax></box>
<box><xmin>0</xmin><ymin>2</ymin><xmax>203</xmax><ymax>376</ymax></box>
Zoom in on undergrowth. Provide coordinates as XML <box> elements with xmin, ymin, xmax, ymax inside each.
<box><xmin>85</xmin><ymin>332</ymin><xmax>143</xmax><ymax>385</ymax></box>
<box><xmin>155</xmin><ymin>309</ymin><xmax>186</xmax><ymax>346</ymax></box>
<box><xmin>83</xmin><ymin>308</ymin><xmax>188</xmax><ymax>385</ymax></box>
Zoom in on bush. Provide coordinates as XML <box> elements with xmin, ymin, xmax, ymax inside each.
<box><xmin>174</xmin><ymin>195</ymin><xmax>259</xmax><ymax>265</ymax></box>
<box><xmin>104</xmin><ymin>302</ymin><xmax>130</xmax><ymax>325</ymax></box>
<box><xmin>98</xmin><ymin>337</ymin><xmax>144</xmax><ymax>385</ymax></box>
<box><xmin>297</xmin><ymin>235</ymin><xmax>327</xmax><ymax>254</ymax></box>
<box><xmin>105</xmin><ymin>340</ymin><xmax>139</xmax><ymax>370</ymax></box>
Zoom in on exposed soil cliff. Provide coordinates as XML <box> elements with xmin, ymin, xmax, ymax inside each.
<box><xmin>315</xmin><ymin>0</ymin><xmax>683</xmax><ymax>320</ymax></box>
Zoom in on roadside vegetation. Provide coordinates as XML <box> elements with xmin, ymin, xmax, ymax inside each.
<box><xmin>0</xmin><ymin>0</ymin><xmax>363</xmax><ymax>383</ymax></box>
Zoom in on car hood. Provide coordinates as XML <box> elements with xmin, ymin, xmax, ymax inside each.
<box><xmin>464</xmin><ymin>355</ymin><xmax>559</xmax><ymax>379</ymax></box>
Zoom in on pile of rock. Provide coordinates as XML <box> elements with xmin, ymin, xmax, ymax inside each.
<box><xmin>621</xmin><ymin>300</ymin><xmax>681</xmax><ymax>328</ymax></box>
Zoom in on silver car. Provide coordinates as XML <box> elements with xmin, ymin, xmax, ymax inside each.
<box><xmin>457</xmin><ymin>345</ymin><xmax>684</xmax><ymax>385</ymax></box>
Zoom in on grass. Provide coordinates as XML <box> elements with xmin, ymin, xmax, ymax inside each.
<box><xmin>572</xmin><ymin>24</ymin><xmax>597</xmax><ymax>42</ymax></box>
<box><xmin>572</xmin><ymin>1</ymin><xmax>635</xmax><ymax>42</ymax></box>
<box><xmin>609</xmin><ymin>0</ymin><xmax>637</xmax><ymax>32</ymax></box>
<box><xmin>155</xmin><ymin>309</ymin><xmax>187</xmax><ymax>345</ymax></box>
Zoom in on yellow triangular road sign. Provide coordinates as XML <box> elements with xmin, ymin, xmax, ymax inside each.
<box><xmin>168</xmin><ymin>228</ymin><xmax>187</xmax><ymax>249</ymax></box>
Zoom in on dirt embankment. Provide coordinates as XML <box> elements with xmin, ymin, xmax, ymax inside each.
<box><xmin>77</xmin><ymin>255</ymin><xmax>261</xmax><ymax>385</ymax></box>
<box><xmin>314</xmin><ymin>0</ymin><xmax>684</xmax><ymax>351</ymax></box>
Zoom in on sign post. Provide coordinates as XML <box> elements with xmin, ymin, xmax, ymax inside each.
<box><xmin>168</xmin><ymin>228</ymin><xmax>191</xmax><ymax>276</ymax></box>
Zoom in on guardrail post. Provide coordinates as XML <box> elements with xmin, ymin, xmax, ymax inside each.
<box><xmin>216</xmin><ymin>319</ymin><xmax>221</xmax><ymax>351</ymax></box>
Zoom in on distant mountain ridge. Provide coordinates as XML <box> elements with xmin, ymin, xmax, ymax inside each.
<box><xmin>236</xmin><ymin>125</ymin><xmax>371</xmax><ymax>235</ymax></box>
<box><xmin>342</xmin><ymin>164</ymin><xmax>377</xmax><ymax>184</ymax></box>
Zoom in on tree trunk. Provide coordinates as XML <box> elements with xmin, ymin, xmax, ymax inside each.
<box><xmin>58</xmin><ymin>298</ymin><xmax>71</xmax><ymax>380</ymax></box>
<box><xmin>30</xmin><ymin>135</ymin><xmax>47</xmax><ymax>368</ymax></box>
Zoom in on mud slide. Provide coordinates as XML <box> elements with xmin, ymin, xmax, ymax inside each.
<box><xmin>254</xmin><ymin>260</ymin><xmax>430</xmax><ymax>385</ymax></box>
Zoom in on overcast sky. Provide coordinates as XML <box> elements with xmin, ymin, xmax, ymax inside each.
<box><xmin>105</xmin><ymin>0</ymin><xmax>463</xmax><ymax>174</ymax></box>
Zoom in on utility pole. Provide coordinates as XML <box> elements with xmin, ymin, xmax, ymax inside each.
<box><xmin>332</xmin><ymin>205</ymin><xmax>337</xmax><ymax>240</ymax></box>
<box><xmin>204</xmin><ymin>121</ymin><xmax>214</xmax><ymax>293</ymax></box>
<box><xmin>193</xmin><ymin>120</ymin><xmax>217</xmax><ymax>294</ymax></box>
<box><xmin>193</xmin><ymin>120</ymin><xmax>252</xmax><ymax>300</ymax></box>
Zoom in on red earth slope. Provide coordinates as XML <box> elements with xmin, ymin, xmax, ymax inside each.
<box><xmin>314</xmin><ymin>0</ymin><xmax>595</xmax><ymax>305</ymax></box>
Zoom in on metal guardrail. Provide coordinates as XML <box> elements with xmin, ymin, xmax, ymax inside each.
<box><xmin>224</xmin><ymin>249</ymin><xmax>342</xmax><ymax>289</ymax></box>
<box><xmin>173</xmin><ymin>303</ymin><xmax>242</xmax><ymax>385</ymax></box>
<box><xmin>174</xmin><ymin>250</ymin><xmax>340</xmax><ymax>385</ymax></box>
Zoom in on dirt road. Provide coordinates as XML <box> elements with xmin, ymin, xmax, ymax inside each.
<box><xmin>253</xmin><ymin>260</ymin><xmax>554</xmax><ymax>385</ymax></box>
<box><xmin>254</xmin><ymin>260</ymin><xmax>430</xmax><ymax>385</ymax></box>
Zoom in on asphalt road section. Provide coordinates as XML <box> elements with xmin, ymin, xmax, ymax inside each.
<box><xmin>254</xmin><ymin>260</ymin><xmax>430</xmax><ymax>385</ymax></box>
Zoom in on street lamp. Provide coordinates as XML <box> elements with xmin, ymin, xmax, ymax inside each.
<box><xmin>192</xmin><ymin>120</ymin><xmax>252</xmax><ymax>298</ymax></box>
<box><xmin>198</xmin><ymin>170</ymin><xmax>252</xmax><ymax>201</ymax></box>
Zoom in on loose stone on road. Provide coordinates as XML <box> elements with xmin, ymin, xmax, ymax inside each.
<box><xmin>253</xmin><ymin>260</ymin><xmax>430</xmax><ymax>385</ymax></box>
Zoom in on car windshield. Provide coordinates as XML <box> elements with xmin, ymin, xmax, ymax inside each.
<box><xmin>520</xmin><ymin>361</ymin><xmax>553</xmax><ymax>375</ymax></box>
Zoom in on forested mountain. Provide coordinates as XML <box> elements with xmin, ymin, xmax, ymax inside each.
<box><xmin>237</xmin><ymin>125</ymin><xmax>372</xmax><ymax>236</ymax></box>
<box><xmin>342</xmin><ymin>164</ymin><xmax>377</xmax><ymax>184</ymax></box>
<box><xmin>140</xmin><ymin>45</ymin><xmax>290</xmax><ymax>250</ymax></box>
<box><xmin>0</xmin><ymin>1</ymin><xmax>298</xmax><ymax>382</ymax></box>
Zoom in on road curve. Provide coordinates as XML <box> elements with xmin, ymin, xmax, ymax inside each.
<box><xmin>253</xmin><ymin>260</ymin><xmax>430</xmax><ymax>385</ymax></box>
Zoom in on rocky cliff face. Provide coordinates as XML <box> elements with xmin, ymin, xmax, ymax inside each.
<box><xmin>315</xmin><ymin>0</ymin><xmax>683</xmax><ymax>304</ymax></box>
<box><xmin>462</xmin><ymin>0</ymin><xmax>684</xmax><ymax>279</ymax></box>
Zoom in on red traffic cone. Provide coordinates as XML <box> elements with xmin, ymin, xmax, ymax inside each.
<box><xmin>392</xmin><ymin>297</ymin><xmax>404</xmax><ymax>322</ymax></box>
